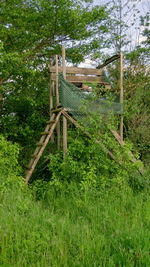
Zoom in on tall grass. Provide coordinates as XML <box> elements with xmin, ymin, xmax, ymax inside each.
<box><xmin>0</xmin><ymin>135</ymin><xmax>150</xmax><ymax>266</ymax></box>
<box><xmin>0</xmin><ymin>178</ymin><xmax>150</xmax><ymax>266</ymax></box>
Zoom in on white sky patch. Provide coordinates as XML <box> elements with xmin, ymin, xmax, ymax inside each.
<box><xmin>79</xmin><ymin>59</ymin><xmax>97</xmax><ymax>68</ymax></box>
<box><xmin>93</xmin><ymin>0</ymin><xmax>150</xmax><ymax>49</ymax></box>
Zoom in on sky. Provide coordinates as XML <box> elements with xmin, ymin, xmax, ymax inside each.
<box><xmin>93</xmin><ymin>0</ymin><xmax>150</xmax><ymax>48</ymax></box>
<box><xmin>79</xmin><ymin>0</ymin><xmax>150</xmax><ymax>67</ymax></box>
<box><xmin>94</xmin><ymin>0</ymin><xmax>150</xmax><ymax>13</ymax></box>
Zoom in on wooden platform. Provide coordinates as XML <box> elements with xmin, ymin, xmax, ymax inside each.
<box><xmin>50</xmin><ymin>66</ymin><xmax>111</xmax><ymax>90</ymax></box>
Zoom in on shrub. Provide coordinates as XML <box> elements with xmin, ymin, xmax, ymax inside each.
<box><xmin>0</xmin><ymin>135</ymin><xmax>21</xmax><ymax>181</ymax></box>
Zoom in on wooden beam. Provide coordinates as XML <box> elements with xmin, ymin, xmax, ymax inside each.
<box><xmin>62</xmin><ymin>45</ymin><xmax>66</xmax><ymax>79</ymax></box>
<box><xmin>51</xmin><ymin>74</ymin><xmax>104</xmax><ymax>83</ymax></box>
<box><xmin>56</xmin><ymin>55</ymin><xmax>60</xmax><ymax>150</ymax></box>
<box><xmin>62</xmin><ymin>45</ymin><xmax>67</xmax><ymax>155</ymax></box>
<box><xmin>49</xmin><ymin>61</ymin><xmax>53</xmax><ymax>115</ymax></box>
<box><xmin>49</xmin><ymin>61</ymin><xmax>54</xmax><ymax>150</ymax></box>
<box><xmin>110</xmin><ymin>129</ymin><xmax>143</xmax><ymax>174</ymax></box>
<box><xmin>55</xmin><ymin>55</ymin><xmax>59</xmax><ymax>106</ymax></box>
<box><xmin>63</xmin><ymin>115</ymin><xmax>67</xmax><ymax>157</ymax></box>
<box><xmin>98</xmin><ymin>54</ymin><xmax>120</xmax><ymax>68</ymax></box>
<box><xmin>52</xmin><ymin>81</ymin><xmax>55</xmax><ymax>96</ymax></box>
<box><xmin>56</xmin><ymin>55</ymin><xmax>61</xmax><ymax>150</ymax></box>
<box><xmin>120</xmin><ymin>52</ymin><xmax>123</xmax><ymax>142</ymax></box>
<box><xmin>57</xmin><ymin>119</ymin><xmax>61</xmax><ymax>150</ymax></box>
<box><xmin>50</xmin><ymin>66</ymin><xmax>103</xmax><ymax>76</ymax></box>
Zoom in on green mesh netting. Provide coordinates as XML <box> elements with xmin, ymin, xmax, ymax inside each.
<box><xmin>59</xmin><ymin>74</ymin><xmax>123</xmax><ymax>122</ymax></box>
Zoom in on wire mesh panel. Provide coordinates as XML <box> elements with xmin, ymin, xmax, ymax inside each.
<box><xmin>59</xmin><ymin>73</ymin><xmax>123</xmax><ymax>123</ymax></box>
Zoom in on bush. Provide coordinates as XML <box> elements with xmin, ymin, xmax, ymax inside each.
<box><xmin>47</xmin><ymin>122</ymin><xmax>146</xmax><ymax>193</ymax></box>
<box><xmin>0</xmin><ymin>135</ymin><xmax>21</xmax><ymax>180</ymax></box>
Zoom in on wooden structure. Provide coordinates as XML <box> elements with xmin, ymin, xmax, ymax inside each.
<box><xmin>25</xmin><ymin>46</ymin><xmax>131</xmax><ymax>183</ymax></box>
<box><xmin>50</xmin><ymin>69</ymin><xmax>111</xmax><ymax>90</ymax></box>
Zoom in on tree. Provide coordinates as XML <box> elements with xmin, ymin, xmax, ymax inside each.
<box><xmin>123</xmin><ymin>12</ymin><xmax>150</xmax><ymax>165</ymax></box>
<box><xmin>0</xmin><ymin>0</ymin><xmax>109</xmax><ymax>165</ymax></box>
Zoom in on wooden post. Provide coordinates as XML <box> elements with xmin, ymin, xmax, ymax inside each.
<box><xmin>120</xmin><ymin>52</ymin><xmax>123</xmax><ymax>142</ymax></box>
<box><xmin>49</xmin><ymin>61</ymin><xmax>53</xmax><ymax>115</ymax></box>
<box><xmin>62</xmin><ymin>44</ymin><xmax>66</xmax><ymax>79</ymax></box>
<box><xmin>56</xmin><ymin>55</ymin><xmax>60</xmax><ymax>149</ymax></box>
<box><xmin>56</xmin><ymin>55</ymin><xmax>59</xmax><ymax>106</ymax></box>
<box><xmin>62</xmin><ymin>45</ymin><xmax>67</xmax><ymax>156</ymax></box>
<box><xmin>52</xmin><ymin>81</ymin><xmax>55</xmax><ymax>96</ymax></box>
<box><xmin>63</xmin><ymin>115</ymin><xmax>67</xmax><ymax>157</ymax></box>
<box><xmin>49</xmin><ymin>60</ymin><xmax>54</xmax><ymax>149</ymax></box>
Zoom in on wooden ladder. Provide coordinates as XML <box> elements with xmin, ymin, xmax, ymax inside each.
<box><xmin>25</xmin><ymin>111</ymin><xmax>62</xmax><ymax>184</ymax></box>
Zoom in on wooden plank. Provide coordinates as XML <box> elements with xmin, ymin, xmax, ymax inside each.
<box><xmin>50</xmin><ymin>66</ymin><xmax>103</xmax><ymax>76</ymax></box>
<box><xmin>66</xmin><ymin>75</ymin><xmax>104</xmax><ymax>83</ymax></box>
<box><xmin>51</xmin><ymin>74</ymin><xmax>104</xmax><ymax>83</ymax></box>
<box><xmin>63</xmin><ymin>115</ymin><xmax>67</xmax><ymax>157</ymax></box>
<box><xmin>25</xmin><ymin>111</ymin><xmax>62</xmax><ymax>184</ymax></box>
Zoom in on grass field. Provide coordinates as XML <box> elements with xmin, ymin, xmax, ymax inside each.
<box><xmin>0</xmin><ymin>177</ymin><xmax>150</xmax><ymax>267</ymax></box>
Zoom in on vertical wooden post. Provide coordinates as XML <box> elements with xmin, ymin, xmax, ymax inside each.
<box><xmin>49</xmin><ymin>61</ymin><xmax>53</xmax><ymax>116</ymax></box>
<box><xmin>120</xmin><ymin>52</ymin><xmax>123</xmax><ymax>142</ymax></box>
<box><xmin>56</xmin><ymin>55</ymin><xmax>60</xmax><ymax>149</ymax></box>
<box><xmin>49</xmin><ymin>60</ymin><xmax>54</xmax><ymax>149</ymax></box>
<box><xmin>62</xmin><ymin>44</ymin><xmax>66</xmax><ymax>79</ymax></box>
<box><xmin>56</xmin><ymin>55</ymin><xmax>59</xmax><ymax>106</ymax></box>
<box><xmin>52</xmin><ymin>81</ymin><xmax>55</xmax><ymax>96</ymax></box>
<box><xmin>62</xmin><ymin>45</ymin><xmax>67</xmax><ymax>156</ymax></box>
<box><xmin>63</xmin><ymin>115</ymin><xmax>67</xmax><ymax>157</ymax></box>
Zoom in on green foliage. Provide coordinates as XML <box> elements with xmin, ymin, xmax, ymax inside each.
<box><xmin>0</xmin><ymin>0</ymin><xmax>110</xmax><ymax>164</ymax></box>
<box><xmin>124</xmin><ymin>53</ymin><xmax>150</xmax><ymax>165</ymax></box>
<box><xmin>47</xmin><ymin>123</ymin><xmax>145</xmax><ymax>193</ymax></box>
<box><xmin>0</xmin><ymin>123</ymin><xmax>150</xmax><ymax>267</ymax></box>
<box><xmin>102</xmin><ymin>49</ymin><xmax>150</xmax><ymax>166</ymax></box>
<box><xmin>0</xmin><ymin>135</ymin><xmax>21</xmax><ymax>179</ymax></box>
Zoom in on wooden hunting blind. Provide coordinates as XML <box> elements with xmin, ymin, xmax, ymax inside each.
<box><xmin>25</xmin><ymin>45</ymin><xmax>137</xmax><ymax>184</ymax></box>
